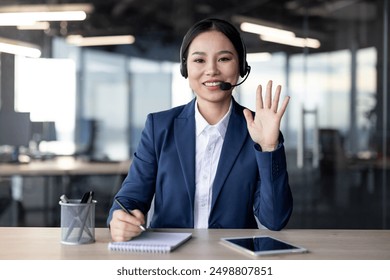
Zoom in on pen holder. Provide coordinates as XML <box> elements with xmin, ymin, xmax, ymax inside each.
<box><xmin>59</xmin><ymin>199</ymin><xmax>97</xmax><ymax>245</ymax></box>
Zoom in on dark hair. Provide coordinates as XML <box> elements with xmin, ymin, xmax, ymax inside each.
<box><xmin>179</xmin><ymin>18</ymin><xmax>249</xmax><ymax>78</ymax></box>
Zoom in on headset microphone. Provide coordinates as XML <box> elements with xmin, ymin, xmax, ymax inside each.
<box><xmin>219</xmin><ymin>66</ymin><xmax>251</xmax><ymax>91</ymax></box>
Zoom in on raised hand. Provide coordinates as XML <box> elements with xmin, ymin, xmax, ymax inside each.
<box><xmin>243</xmin><ymin>80</ymin><xmax>290</xmax><ymax>152</ymax></box>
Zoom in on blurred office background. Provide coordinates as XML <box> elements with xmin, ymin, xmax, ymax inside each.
<box><xmin>0</xmin><ymin>0</ymin><xmax>389</xmax><ymax>229</ymax></box>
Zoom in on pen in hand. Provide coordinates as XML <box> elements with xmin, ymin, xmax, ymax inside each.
<box><xmin>115</xmin><ymin>198</ymin><xmax>146</xmax><ymax>231</ymax></box>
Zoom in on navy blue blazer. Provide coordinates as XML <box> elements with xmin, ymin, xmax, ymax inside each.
<box><xmin>108</xmin><ymin>98</ymin><xmax>293</xmax><ymax>230</ymax></box>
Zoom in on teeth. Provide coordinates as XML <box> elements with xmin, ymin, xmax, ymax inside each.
<box><xmin>204</xmin><ymin>82</ymin><xmax>221</xmax><ymax>86</ymax></box>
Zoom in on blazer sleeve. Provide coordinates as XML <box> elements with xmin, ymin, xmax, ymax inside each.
<box><xmin>253</xmin><ymin>140</ymin><xmax>293</xmax><ymax>231</ymax></box>
<box><xmin>107</xmin><ymin>113</ymin><xmax>157</xmax><ymax>225</ymax></box>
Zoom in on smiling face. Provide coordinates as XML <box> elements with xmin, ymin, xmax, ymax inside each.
<box><xmin>186</xmin><ymin>30</ymin><xmax>240</xmax><ymax>107</ymax></box>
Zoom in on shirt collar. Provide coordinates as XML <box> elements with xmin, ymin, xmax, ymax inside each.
<box><xmin>195</xmin><ymin>100</ymin><xmax>232</xmax><ymax>139</ymax></box>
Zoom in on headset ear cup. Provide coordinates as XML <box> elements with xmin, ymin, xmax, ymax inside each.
<box><xmin>241</xmin><ymin>40</ymin><xmax>248</xmax><ymax>77</ymax></box>
<box><xmin>241</xmin><ymin>61</ymin><xmax>249</xmax><ymax>77</ymax></box>
<box><xmin>180</xmin><ymin>59</ymin><xmax>188</xmax><ymax>78</ymax></box>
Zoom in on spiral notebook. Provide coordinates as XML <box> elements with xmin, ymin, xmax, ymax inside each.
<box><xmin>108</xmin><ymin>231</ymin><xmax>192</xmax><ymax>253</ymax></box>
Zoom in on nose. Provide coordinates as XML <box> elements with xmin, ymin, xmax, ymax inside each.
<box><xmin>205</xmin><ymin>60</ymin><xmax>219</xmax><ymax>76</ymax></box>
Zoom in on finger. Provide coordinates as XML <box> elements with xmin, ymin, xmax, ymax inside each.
<box><xmin>256</xmin><ymin>85</ymin><xmax>263</xmax><ymax>112</ymax></box>
<box><xmin>110</xmin><ymin>215</ymin><xmax>137</xmax><ymax>241</ymax></box>
<box><xmin>271</xmin><ymin>85</ymin><xmax>282</xmax><ymax>112</ymax></box>
<box><xmin>111</xmin><ymin>216</ymin><xmax>143</xmax><ymax>239</ymax></box>
<box><xmin>277</xmin><ymin>96</ymin><xmax>290</xmax><ymax>117</ymax></box>
<box><xmin>110</xmin><ymin>222</ymin><xmax>141</xmax><ymax>241</ymax></box>
<box><xmin>130</xmin><ymin>209</ymin><xmax>146</xmax><ymax>225</ymax></box>
<box><xmin>112</xmin><ymin>209</ymin><xmax>128</xmax><ymax>221</ymax></box>
<box><xmin>265</xmin><ymin>80</ymin><xmax>273</xmax><ymax>108</ymax></box>
<box><xmin>114</xmin><ymin>209</ymin><xmax>143</xmax><ymax>227</ymax></box>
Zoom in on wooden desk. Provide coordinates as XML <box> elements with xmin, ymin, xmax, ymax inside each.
<box><xmin>0</xmin><ymin>157</ymin><xmax>131</xmax><ymax>177</ymax></box>
<box><xmin>0</xmin><ymin>227</ymin><xmax>389</xmax><ymax>260</ymax></box>
<box><xmin>0</xmin><ymin>158</ymin><xmax>130</xmax><ymax>226</ymax></box>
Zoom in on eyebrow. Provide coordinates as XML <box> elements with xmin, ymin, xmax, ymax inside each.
<box><xmin>190</xmin><ymin>50</ymin><xmax>234</xmax><ymax>56</ymax></box>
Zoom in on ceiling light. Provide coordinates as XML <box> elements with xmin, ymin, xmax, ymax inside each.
<box><xmin>260</xmin><ymin>35</ymin><xmax>321</xmax><ymax>49</ymax></box>
<box><xmin>0</xmin><ymin>11</ymin><xmax>87</xmax><ymax>26</ymax></box>
<box><xmin>0</xmin><ymin>4</ymin><xmax>93</xmax><ymax>13</ymax></box>
<box><xmin>0</xmin><ymin>38</ymin><xmax>41</xmax><ymax>58</ymax></box>
<box><xmin>17</xmin><ymin>22</ymin><xmax>50</xmax><ymax>30</ymax></box>
<box><xmin>0</xmin><ymin>4</ymin><xmax>93</xmax><ymax>26</ymax></box>
<box><xmin>237</xmin><ymin>16</ymin><xmax>321</xmax><ymax>49</ymax></box>
<box><xmin>240</xmin><ymin>22</ymin><xmax>295</xmax><ymax>38</ymax></box>
<box><xmin>66</xmin><ymin>35</ymin><xmax>136</xmax><ymax>47</ymax></box>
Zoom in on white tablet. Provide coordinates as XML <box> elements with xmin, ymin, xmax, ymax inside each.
<box><xmin>221</xmin><ymin>235</ymin><xmax>308</xmax><ymax>256</ymax></box>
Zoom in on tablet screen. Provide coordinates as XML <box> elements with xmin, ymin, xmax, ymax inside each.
<box><xmin>221</xmin><ymin>236</ymin><xmax>307</xmax><ymax>256</ymax></box>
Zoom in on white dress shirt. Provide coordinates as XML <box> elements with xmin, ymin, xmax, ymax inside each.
<box><xmin>194</xmin><ymin>101</ymin><xmax>232</xmax><ymax>228</ymax></box>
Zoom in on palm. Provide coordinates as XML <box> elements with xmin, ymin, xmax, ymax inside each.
<box><xmin>243</xmin><ymin>80</ymin><xmax>290</xmax><ymax>151</ymax></box>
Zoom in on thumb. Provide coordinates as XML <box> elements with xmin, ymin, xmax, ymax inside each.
<box><xmin>243</xmin><ymin>108</ymin><xmax>254</xmax><ymax>126</ymax></box>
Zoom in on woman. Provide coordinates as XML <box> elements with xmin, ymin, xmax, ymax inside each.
<box><xmin>108</xmin><ymin>18</ymin><xmax>293</xmax><ymax>241</ymax></box>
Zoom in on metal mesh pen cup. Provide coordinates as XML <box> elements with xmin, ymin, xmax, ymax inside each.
<box><xmin>59</xmin><ymin>199</ymin><xmax>97</xmax><ymax>245</ymax></box>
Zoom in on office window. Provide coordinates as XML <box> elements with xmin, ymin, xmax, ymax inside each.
<box><xmin>356</xmin><ymin>47</ymin><xmax>377</xmax><ymax>152</ymax></box>
<box><xmin>14</xmin><ymin>57</ymin><xmax>76</xmax><ymax>152</ymax></box>
<box><xmin>81</xmin><ymin>50</ymin><xmax>129</xmax><ymax>160</ymax></box>
<box><xmin>128</xmin><ymin>58</ymin><xmax>172</xmax><ymax>154</ymax></box>
<box><xmin>171</xmin><ymin>62</ymin><xmax>193</xmax><ymax>107</ymax></box>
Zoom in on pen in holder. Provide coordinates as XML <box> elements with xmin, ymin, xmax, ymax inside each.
<box><xmin>59</xmin><ymin>198</ymin><xmax>97</xmax><ymax>245</ymax></box>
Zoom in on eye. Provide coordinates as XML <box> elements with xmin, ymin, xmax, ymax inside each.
<box><xmin>193</xmin><ymin>58</ymin><xmax>205</xmax><ymax>63</ymax></box>
<box><xmin>218</xmin><ymin>56</ymin><xmax>232</xmax><ymax>62</ymax></box>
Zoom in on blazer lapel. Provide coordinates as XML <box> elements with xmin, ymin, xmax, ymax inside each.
<box><xmin>174</xmin><ymin>99</ymin><xmax>196</xmax><ymax>210</ymax></box>
<box><xmin>211</xmin><ymin>100</ymin><xmax>249</xmax><ymax>211</ymax></box>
